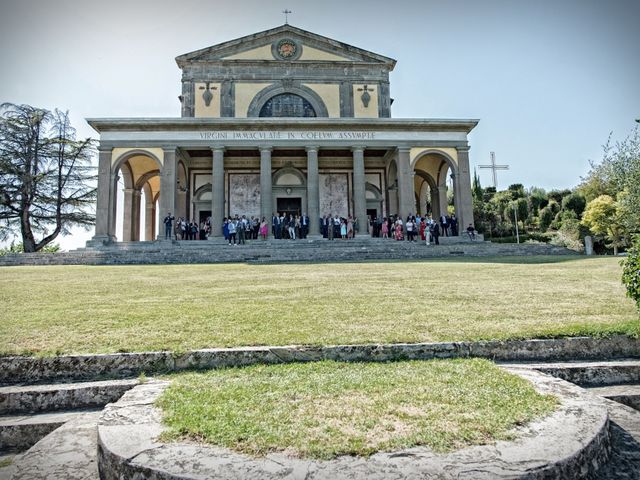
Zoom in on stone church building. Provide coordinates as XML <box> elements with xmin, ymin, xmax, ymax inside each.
<box><xmin>88</xmin><ymin>24</ymin><xmax>478</xmax><ymax>242</ymax></box>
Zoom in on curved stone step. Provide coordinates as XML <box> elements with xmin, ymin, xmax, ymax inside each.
<box><xmin>522</xmin><ymin>360</ymin><xmax>640</xmax><ymax>387</ymax></box>
<box><xmin>0</xmin><ymin>409</ymin><xmax>100</xmax><ymax>452</ymax></box>
<box><xmin>0</xmin><ymin>379</ymin><xmax>138</xmax><ymax>415</ymax></box>
<box><xmin>587</xmin><ymin>384</ymin><xmax>640</xmax><ymax>412</ymax></box>
<box><xmin>9</xmin><ymin>411</ymin><xmax>100</xmax><ymax>480</ymax></box>
<box><xmin>97</xmin><ymin>371</ymin><xmax>611</xmax><ymax>479</ymax></box>
<box><xmin>594</xmin><ymin>399</ymin><xmax>640</xmax><ymax>479</ymax></box>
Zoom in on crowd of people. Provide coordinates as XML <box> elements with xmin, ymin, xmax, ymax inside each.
<box><xmin>162</xmin><ymin>211</ymin><xmax>477</xmax><ymax>244</ymax></box>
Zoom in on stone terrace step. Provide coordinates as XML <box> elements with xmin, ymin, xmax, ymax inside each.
<box><xmin>0</xmin><ymin>241</ymin><xmax>575</xmax><ymax>266</ymax></box>
<box><xmin>521</xmin><ymin>360</ymin><xmax>640</xmax><ymax>387</ymax></box>
<box><xmin>0</xmin><ymin>408</ymin><xmax>101</xmax><ymax>453</ymax></box>
<box><xmin>9</xmin><ymin>410</ymin><xmax>100</xmax><ymax>480</ymax></box>
<box><xmin>587</xmin><ymin>384</ymin><xmax>640</xmax><ymax>411</ymax></box>
<box><xmin>594</xmin><ymin>400</ymin><xmax>640</xmax><ymax>479</ymax></box>
<box><xmin>0</xmin><ymin>379</ymin><xmax>138</xmax><ymax>415</ymax></box>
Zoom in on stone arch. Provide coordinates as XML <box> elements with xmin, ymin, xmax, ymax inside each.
<box><xmin>112</xmin><ymin>150</ymin><xmax>163</xmax><ymax>242</ymax></box>
<box><xmin>413</xmin><ymin>171</ymin><xmax>439</xmax><ymax>217</ymax></box>
<box><xmin>412</xmin><ymin>150</ymin><xmax>458</xmax><ymax>219</ymax></box>
<box><xmin>247</xmin><ymin>84</ymin><xmax>329</xmax><ymax>118</ymax></box>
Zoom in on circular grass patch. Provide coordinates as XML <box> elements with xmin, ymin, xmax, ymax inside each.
<box><xmin>157</xmin><ymin>359</ymin><xmax>557</xmax><ymax>459</ymax></box>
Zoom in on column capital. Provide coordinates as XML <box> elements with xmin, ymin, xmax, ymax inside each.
<box><xmin>305</xmin><ymin>146</ymin><xmax>320</xmax><ymax>153</ymax></box>
<box><xmin>161</xmin><ymin>145</ymin><xmax>178</xmax><ymax>154</ymax></box>
<box><xmin>97</xmin><ymin>145</ymin><xmax>113</xmax><ymax>153</ymax></box>
<box><xmin>259</xmin><ymin>146</ymin><xmax>273</xmax><ymax>153</ymax></box>
<box><xmin>211</xmin><ymin>146</ymin><xmax>226</xmax><ymax>153</ymax></box>
<box><xmin>397</xmin><ymin>147</ymin><xmax>412</xmax><ymax>155</ymax></box>
<box><xmin>351</xmin><ymin>146</ymin><xmax>366</xmax><ymax>153</ymax></box>
<box><xmin>456</xmin><ymin>146</ymin><xmax>471</xmax><ymax>153</ymax></box>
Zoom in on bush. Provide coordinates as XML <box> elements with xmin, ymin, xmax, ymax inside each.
<box><xmin>0</xmin><ymin>242</ymin><xmax>60</xmax><ymax>255</ymax></box>
<box><xmin>621</xmin><ymin>236</ymin><xmax>640</xmax><ymax>313</ymax></box>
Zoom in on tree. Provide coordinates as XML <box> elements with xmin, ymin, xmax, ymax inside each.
<box><xmin>539</xmin><ymin>207</ymin><xmax>554</xmax><ymax>232</ymax></box>
<box><xmin>561</xmin><ymin>192</ymin><xmax>586</xmax><ymax>217</ymax></box>
<box><xmin>581</xmin><ymin>195</ymin><xmax>625</xmax><ymax>255</ymax></box>
<box><xmin>580</xmin><ymin>126</ymin><xmax>640</xmax><ymax>236</ymax></box>
<box><xmin>0</xmin><ymin>103</ymin><xmax>96</xmax><ymax>252</ymax></box>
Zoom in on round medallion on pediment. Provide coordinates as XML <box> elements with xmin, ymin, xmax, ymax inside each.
<box><xmin>273</xmin><ymin>38</ymin><xmax>301</xmax><ymax>60</ymax></box>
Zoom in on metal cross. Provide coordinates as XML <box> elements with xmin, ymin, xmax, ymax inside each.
<box><xmin>478</xmin><ymin>151</ymin><xmax>509</xmax><ymax>189</ymax></box>
<box><xmin>357</xmin><ymin>85</ymin><xmax>374</xmax><ymax>94</ymax></box>
<box><xmin>282</xmin><ymin>9</ymin><xmax>292</xmax><ymax>24</ymax></box>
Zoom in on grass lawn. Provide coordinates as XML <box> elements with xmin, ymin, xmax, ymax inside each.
<box><xmin>0</xmin><ymin>256</ymin><xmax>637</xmax><ymax>356</ymax></box>
<box><xmin>157</xmin><ymin>358</ymin><xmax>558</xmax><ymax>458</ymax></box>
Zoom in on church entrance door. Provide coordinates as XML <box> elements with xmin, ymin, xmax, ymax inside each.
<box><xmin>199</xmin><ymin>210</ymin><xmax>211</xmax><ymax>225</ymax></box>
<box><xmin>277</xmin><ymin>197</ymin><xmax>302</xmax><ymax>217</ymax></box>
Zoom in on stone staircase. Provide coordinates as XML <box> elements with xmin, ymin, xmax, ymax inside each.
<box><xmin>0</xmin><ymin>236</ymin><xmax>576</xmax><ymax>266</ymax></box>
<box><xmin>0</xmin><ymin>380</ymin><xmax>138</xmax><ymax>480</ymax></box>
<box><xmin>0</xmin><ymin>356</ymin><xmax>637</xmax><ymax>479</ymax></box>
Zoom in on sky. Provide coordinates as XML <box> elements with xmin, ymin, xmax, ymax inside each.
<box><xmin>1</xmin><ymin>0</ymin><xmax>639</xmax><ymax>249</ymax></box>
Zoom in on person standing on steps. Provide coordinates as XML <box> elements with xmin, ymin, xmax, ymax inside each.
<box><xmin>430</xmin><ymin>221</ymin><xmax>440</xmax><ymax>245</ymax></box>
<box><xmin>163</xmin><ymin>212</ymin><xmax>174</xmax><ymax>240</ymax></box>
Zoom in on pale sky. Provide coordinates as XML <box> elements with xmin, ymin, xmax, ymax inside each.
<box><xmin>1</xmin><ymin>0</ymin><xmax>639</xmax><ymax>249</ymax></box>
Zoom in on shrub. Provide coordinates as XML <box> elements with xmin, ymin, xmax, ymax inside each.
<box><xmin>621</xmin><ymin>236</ymin><xmax>640</xmax><ymax>313</ymax></box>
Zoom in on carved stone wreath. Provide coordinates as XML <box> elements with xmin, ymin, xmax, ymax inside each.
<box><xmin>273</xmin><ymin>38</ymin><xmax>301</xmax><ymax>60</ymax></box>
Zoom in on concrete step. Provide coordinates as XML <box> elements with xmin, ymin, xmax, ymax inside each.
<box><xmin>0</xmin><ymin>409</ymin><xmax>101</xmax><ymax>452</ymax></box>
<box><xmin>9</xmin><ymin>410</ymin><xmax>99</xmax><ymax>480</ymax></box>
<box><xmin>587</xmin><ymin>384</ymin><xmax>640</xmax><ymax>411</ymax></box>
<box><xmin>595</xmin><ymin>400</ymin><xmax>640</xmax><ymax>479</ymax></box>
<box><xmin>0</xmin><ymin>379</ymin><xmax>138</xmax><ymax>415</ymax></box>
<box><xmin>523</xmin><ymin>360</ymin><xmax>640</xmax><ymax>387</ymax></box>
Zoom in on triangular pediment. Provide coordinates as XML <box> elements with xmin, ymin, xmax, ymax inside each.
<box><xmin>176</xmin><ymin>24</ymin><xmax>396</xmax><ymax>68</ymax></box>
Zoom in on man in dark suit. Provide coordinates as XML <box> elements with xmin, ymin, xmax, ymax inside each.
<box><xmin>301</xmin><ymin>213</ymin><xmax>309</xmax><ymax>239</ymax></box>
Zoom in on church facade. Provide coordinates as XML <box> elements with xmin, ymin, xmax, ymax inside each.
<box><xmin>88</xmin><ymin>24</ymin><xmax>478</xmax><ymax>242</ymax></box>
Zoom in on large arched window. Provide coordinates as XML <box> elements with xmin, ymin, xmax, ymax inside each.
<box><xmin>259</xmin><ymin>93</ymin><xmax>316</xmax><ymax>117</ymax></box>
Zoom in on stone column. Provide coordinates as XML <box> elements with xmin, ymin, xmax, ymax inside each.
<box><xmin>131</xmin><ymin>190</ymin><xmax>142</xmax><ymax>241</ymax></box>
<box><xmin>91</xmin><ymin>147</ymin><xmax>115</xmax><ymax>244</ymax></box>
<box><xmin>210</xmin><ymin>147</ymin><xmax>225</xmax><ymax>237</ymax></box>
<box><xmin>396</xmin><ymin>148</ymin><xmax>414</xmax><ymax>219</ymax></box>
<box><xmin>122</xmin><ymin>188</ymin><xmax>135</xmax><ymax>242</ymax></box>
<box><xmin>144</xmin><ymin>184</ymin><xmax>155</xmax><ymax>241</ymax></box>
<box><xmin>438</xmin><ymin>186</ymin><xmax>448</xmax><ymax>219</ymax></box>
<box><xmin>109</xmin><ymin>173</ymin><xmax>119</xmax><ymax>241</ymax></box>
<box><xmin>352</xmin><ymin>146</ymin><xmax>367</xmax><ymax>232</ymax></box>
<box><xmin>456</xmin><ymin>146</ymin><xmax>474</xmax><ymax>229</ymax></box>
<box><xmin>260</xmin><ymin>146</ymin><xmax>273</xmax><ymax>224</ymax></box>
<box><xmin>158</xmin><ymin>147</ymin><xmax>177</xmax><ymax>240</ymax></box>
<box><xmin>306</xmin><ymin>146</ymin><xmax>320</xmax><ymax>236</ymax></box>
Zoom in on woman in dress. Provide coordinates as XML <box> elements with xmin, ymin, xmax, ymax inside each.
<box><xmin>340</xmin><ymin>219</ymin><xmax>347</xmax><ymax>239</ymax></box>
<box><xmin>381</xmin><ymin>217</ymin><xmax>389</xmax><ymax>238</ymax></box>
<box><xmin>259</xmin><ymin>217</ymin><xmax>268</xmax><ymax>240</ymax></box>
<box><xmin>395</xmin><ymin>219</ymin><xmax>403</xmax><ymax>241</ymax></box>
<box><xmin>347</xmin><ymin>216</ymin><xmax>354</xmax><ymax>239</ymax></box>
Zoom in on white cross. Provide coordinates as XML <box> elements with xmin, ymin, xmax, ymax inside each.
<box><xmin>478</xmin><ymin>151</ymin><xmax>509</xmax><ymax>189</ymax></box>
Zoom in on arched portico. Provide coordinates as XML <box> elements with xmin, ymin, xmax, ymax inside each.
<box><xmin>97</xmin><ymin>149</ymin><xmax>164</xmax><ymax>243</ymax></box>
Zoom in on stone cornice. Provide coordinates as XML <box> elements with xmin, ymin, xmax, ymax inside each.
<box><xmin>86</xmin><ymin>117</ymin><xmax>480</xmax><ymax>134</ymax></box>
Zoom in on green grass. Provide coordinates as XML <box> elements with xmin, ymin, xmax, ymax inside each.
<box><xmin>0</xmin><ymin>256</ymin><xmax>637</xmax><ymax>356</ymax></box>
<box><xmin>157</xmin><ymin>359</ymin><xmax>558</xmax><ymax>459</ymax></box>
<box><xmin>0</xmin><ymin>456</ymin><xmax>13</xmax><ymax>468</ymax></box>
